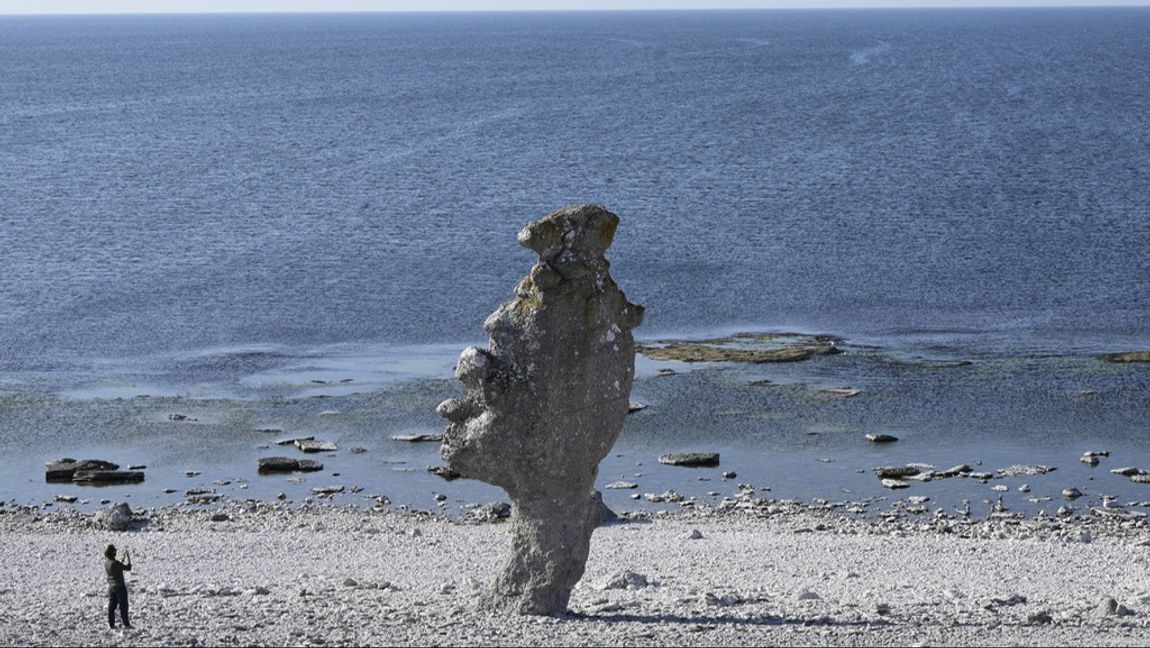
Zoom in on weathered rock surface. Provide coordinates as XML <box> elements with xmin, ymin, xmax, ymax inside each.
<box><xmin>257</xmin><ymin>457</ymin><xmax>324</xmax><ymax>474</ymax></box>
<box><xmin>1101</xmin><ymin>351</ymin><xmax>1150</xmax><ymax>363</ymax></box>
<box><xmin>101</xmin><ymin>502</ymin><xmax>135</xmax><ymax>531</ymax></box>
<box><xmin>658</xmin><ymin>452</ymin><xmax>721</xmax><ymax>467</ymax></box>
<box><xmin>45</xmin><ymin>458</ymin><xmax>119</xmax><ymax>482</ymax></box>
<box><xmin>636</xmin><ymin>332</ymin><xmax>839</xmax><ymax>364</ymax></box>
<box><xmin>427</xmin><ymin>465</ymin><xmax>462</xmax><ymax>481</ymax></box>
<box><xmin>295</xmin><ymin>438</ymin><xmax>337</xmax><ymax>453</ymax></box>
<box><xmin>874</xmin><ymin>466</ymin><xmax>920</xmax><ymax>480</ymax></box>
<box><xmin>73</xmin><ymin>470</ymin><xmax>145</xmax><ymax>485</ymax></box>
<box><xmin>390</xmin><ymin>433</ymin><xmax>444</xmax><ymax>443</ymax></box>
<box><xmin>866</xmin><ymin>434</ymin><xmax>898</xmax><ymax>444</ymax></box>
<box><xmin>437</xmin><ymin>205</ymin><xmax>643</xmax><ymax>615</ymax></box>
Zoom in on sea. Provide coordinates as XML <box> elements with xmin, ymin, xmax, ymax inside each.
<box><xmin>1</xmin><ymin>8</ymin><xmax>1148</xmax><ymax>518</ymax></box>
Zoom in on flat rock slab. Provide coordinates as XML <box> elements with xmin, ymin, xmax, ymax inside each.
<box><xmin>295</xmin><ymin>439</ymin><xmax>337</xmax><ymax>453</ymax></box>
<box><xmin>658</xmin><ymin>452</ymin><xmax>720</xmax><ymax>467</ymax></box>
<box><xmin>312</xmin><ymin>485</ymin><xmax>345</xmax><ymax>495</ymax></box>
<box><xmin>866</xmin><ymin>434</ymin><xmax>899</xmax><ymax>443</ymax></box>
<box><xmin>45</xmin><ymin>459</ymin><xmax>119</xmax><ymax>482</ymax></box>
<box><xmin>257</xmin><ymin>457</ymin><xmax>324</xmax><ymax>473</ymax></box>
<box><xmin>390</xmin><ymin>434</ymin><xmax>444</xmax><ymax>443</ymax></box>
<box><xmin>874</xmin><ymin>466</ymin><xmax>921</xmax><ymax>479</ymax></box>
<box><xmin>605</xmin><ymin>481</ymin><xmax>639</xmax><ymax>489</ymax></box>
<box><xmin>821</xmin><ymin>387</ymin><xmax>860</xmax><ymax>397</ymax></box>
<box><xmin>427</xmin><ymin>465</ymin><xmax>462</xmax><ymax>481</ymax></box>
<box><xmin>275</xmin><ymin>436</ymin><xmax>313</xmax><ymax>446</ymax></box>
<box><xmin>1101</xmin><ymin>351</ymin><xmax>1150</xmax><ymax>363</ymax></box>
<box><xmin>72</xmin><ymin>470</ymin><xmax>145</xmax><ymax>485</ymax></box>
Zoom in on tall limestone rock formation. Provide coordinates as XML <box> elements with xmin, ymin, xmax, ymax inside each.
<box><xmin>437</xmin><ymin>204</ymin><xmax>644</xmax><ymax>615</ymax></box>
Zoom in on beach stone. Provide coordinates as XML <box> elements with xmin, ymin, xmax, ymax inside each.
<box><xmin>797</xmin><ymin>590</ymin><xmax>821</xmax><ymax>601</ymax></box>
<box><xmin>600</xmin><ymin>570</ymin><xmax>650</xmax><ymax>591</ymax></box>
<box><xmin>1028</xmin><ymin>611</ymin><xmax>1054</xmax><ymax>625</ymax></box>
<box><xmin>437</xmin><ymin>205</ymin><xmax>643</xmax><ymax>615</ymax></box>
<box><xmin>880</xmin><ymin>479</ymin><xmax>910</xmax><ymax>490</ymax></box>
<box><xmin>865</xmin><ymin>434</ymin><xmax>898</xmax><ymax>443</ymax></box>
<box><xmin>1131</xmin><ymin>474</ymin><xmax>1150</xmax><ymax>484</ymax></box>
<box><xmin>704</xmin><ymin>592</ymin><xmax>743</xmax><ymax>607</ymax></box>
<box><xmin>467</xmin><ymin>501</ymin><xmax>512</xmax><ymax>523</ymax></box>
<box><xmin>1111</xmin><ymin>467</ymin><xmax>1143</xmax><ymax>476</ymax></box>
<box><xmin>210</xmin><ymin>513</ymin><xmax>230</xmax><ymax>522</ymax></box>
<box><xmin>627</xmin><ymin>402</ymin><xmax>648</xmax><ymax>413</ymax></box>
<box><xmin>101</xmin><ymin>502</ymin><xmax>135</xmax><ymax>531</ymax></box>
<box><xmin>984</xmin><ymin>593</ymin><xmax>1027</xmax><ymax>609</ymax></box>
<box><xmin>658</xmin><ymin>452</ymin><xmax>720</xmax><ymax>467</ymax></box>
<box><xmin>1063</xmin><ymin>487</ymin><xmax>1083</xmax><ymax>499</ymax></box>
<box><xmin>1095</xmin><ymin>599</ymin><xmax>1137</xmax><ymax>617</ymax></box>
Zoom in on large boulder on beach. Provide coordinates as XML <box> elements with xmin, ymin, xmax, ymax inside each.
<box><xmin>101</xmin><ymin>502</ymin><xmax>135</xmax><ymax>532</ymax></box>
<box><xmin>437</xmin><ymin>205</ymin><xmax>643</xmax><ymax>615</ymax></box>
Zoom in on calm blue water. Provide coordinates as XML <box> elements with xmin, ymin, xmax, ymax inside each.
<box><xmin>1</xmin><ymin>10</ymin><xmax>1148</xmax><ymax>515</ymax></box>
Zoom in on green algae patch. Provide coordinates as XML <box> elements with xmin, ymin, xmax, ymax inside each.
<box><xmin>636</xmin><ymin>332</ymin><xmax>842</xmax><ymax>364</ymax></box>
<box><xmin>1101</xmin><ymin>351</ymin><xmax>1150</xmax><ymax>363</ymax></box>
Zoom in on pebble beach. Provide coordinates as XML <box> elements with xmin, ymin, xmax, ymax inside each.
<box><xmin>5</xmin><ymin>500</ymin><xmax>1150</xmax><ymax>647</ymax></box>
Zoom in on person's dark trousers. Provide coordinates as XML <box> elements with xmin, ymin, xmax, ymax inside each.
<box><xmin>108</xmin><ymin>586</ymin><xmax>130</xmax><ymax>628</ymax></box>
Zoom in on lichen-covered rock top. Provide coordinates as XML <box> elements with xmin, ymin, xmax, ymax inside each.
<box><xmin>438</xmin><ymin>205</ymin><xmax>643</xmax><ymax>495</ymax></box>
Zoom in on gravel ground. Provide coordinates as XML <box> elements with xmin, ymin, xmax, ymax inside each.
<box><xmin>3</xmin><ymin>501</ymin><xmax>1150</xmax><ymax>647</ymax></box>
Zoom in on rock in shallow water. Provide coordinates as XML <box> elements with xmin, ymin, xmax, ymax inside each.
<box><xmin>73</xmin><ymin>470</ymin><xmax>145</xmax><ymax>485</ymax></box>
<box><xmin>45</xmin><ymin>458</ymin><xmax>119</xmax><ymax>482</ymax></box>
<box><xmin>658</xmin><ymin>452</ymin><xmax>720</xmax><ymax>467</ymax></box>
<box><xmin>258</xmin><ymin>457</ymin><xmax>324</xmax><ymax>474</ymax></box>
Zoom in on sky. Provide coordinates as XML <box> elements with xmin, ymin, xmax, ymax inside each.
<box><xmin>1</xmin><ymin>0</ymin><xmax>1148</xmax><ymax>14</ymax></box>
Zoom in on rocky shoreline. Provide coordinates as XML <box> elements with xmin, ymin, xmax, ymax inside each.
<box><xmin>3</xmin><ymin>498</ymin><xmax>1150</xmax><ymax>646</ymax></box>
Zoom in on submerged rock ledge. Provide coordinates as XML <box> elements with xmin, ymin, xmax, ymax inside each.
<box><xmin>636</xmin><ymin>332</ymin><xmax>841</xmax><ymax>364</ymax></box>
<box><xmin>1102</xmin><ymin>351</ymin><xmax>1150</xmax><ymax>363</ymax></box>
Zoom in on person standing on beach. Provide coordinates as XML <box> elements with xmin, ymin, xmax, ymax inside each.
<box><xmin>104</xmin><ymin>544</ymin><xmax>132</xmax><ymax>629</ymax></box>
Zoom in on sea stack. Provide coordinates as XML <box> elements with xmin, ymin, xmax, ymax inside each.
<box><xmin>437</xmin><ymin>204</ymin><xmax>644</xmax><ymax>615</ymax></box>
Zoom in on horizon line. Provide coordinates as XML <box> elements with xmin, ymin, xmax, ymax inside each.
<box><xmin>4</xmin><ymin>3</ymin><xmax>1150</xmax><ymax>17</ymax></box>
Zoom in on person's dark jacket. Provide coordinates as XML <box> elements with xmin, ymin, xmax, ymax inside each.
<box><xmin>105</xmin><ymin>558</ymin><xmax>131</xmax><ymax>590</ymax></box>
